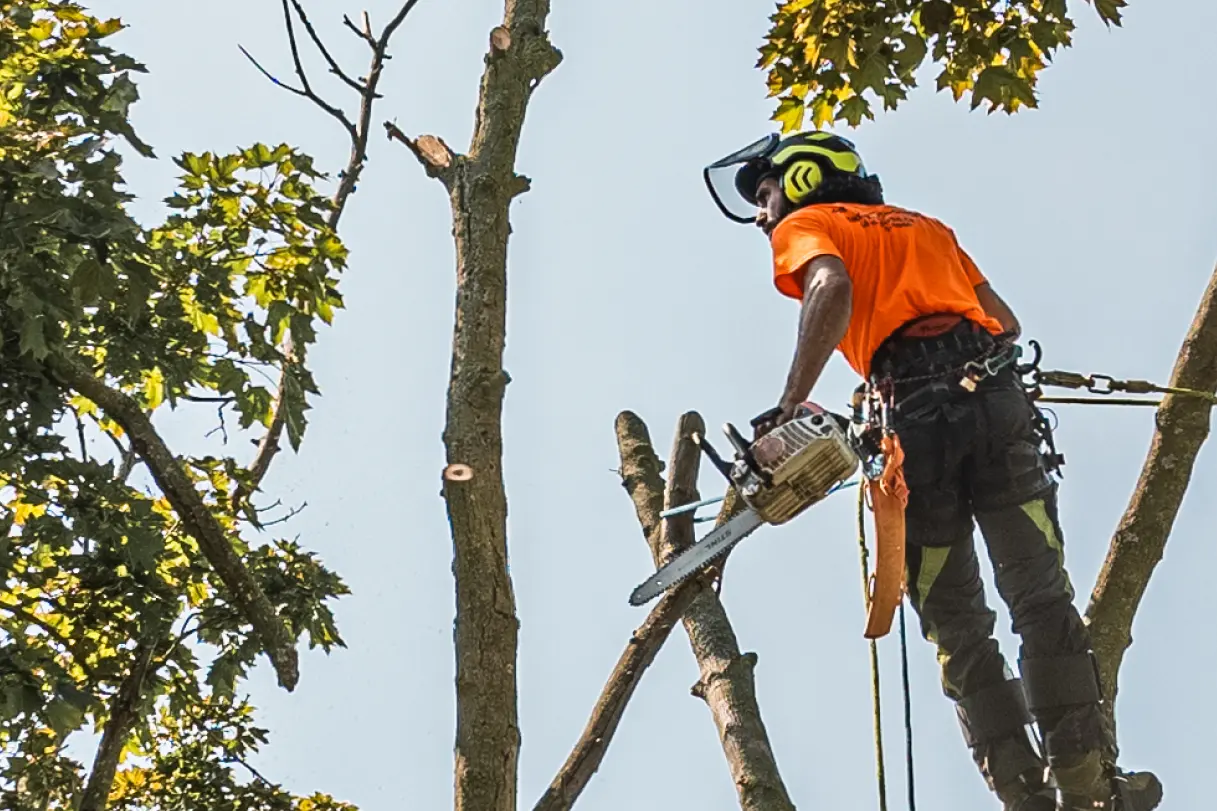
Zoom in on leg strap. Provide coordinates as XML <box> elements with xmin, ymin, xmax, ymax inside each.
<box><xmin>1020</xmin><ymin>652</ymin><xmax>1102</xmax><ymax>714</ymax></box>
<box><xmin>956</xmin><ymin>678</ymin><xmax>1035</xmax><ymax>748</ymax></box>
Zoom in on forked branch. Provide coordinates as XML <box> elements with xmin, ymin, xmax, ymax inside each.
<box><xmin>236</xmin><ymin>0</ymin><xmax>422</xmax><ymax>506</ymax></box>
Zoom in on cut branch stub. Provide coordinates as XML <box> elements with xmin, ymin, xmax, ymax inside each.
<box><xmin>490</xmin><ymin>25</ymin><xmax>512</xmax><ymax>53</ymax></box>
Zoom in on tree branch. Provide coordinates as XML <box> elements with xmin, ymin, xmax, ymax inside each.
<box><xmin>276</xmin><ymin>0</ymin><xmax>356</xmax><ymax>137</ymax></box>
<box><xmin>532</xmin><ymin>580</ymin><xmax>707</xmax><ymax>811</ymax></box>
<box><xmin>78</xmin><ymin>622</ymin><xmax>164</xmax><ymax>811</ymax></box>
<box><xmin>614</xmin><ymin>411</ymin><xmax>796</xmax><ymax>811</ymax></box>
<box><xmin>238</xmin><ymin>0</ymin><xmax>421</xmax><ymax>504</ymax></box>
<box><xmin>287</xmin><ymin>0</ymin><xmax>368</xmax><ymax>94</ymax></box>
<box><xmin>1085</xmin><ymin>261</ymin><xmax>1217</xmax><ymax>721</ymax></box>
<box><xmin>384</xmin><ymin>122</ymin><xmax>456</xmax><ymax>186</ymax></box>
<box><xmin>532</xmin><ymin>412</ymin><xmax>707</xmax><ymax>810</ymax></box>
<box><xmin>50</xmin><ymin>354</ymin><xmax>299</xmax><ymax>692</ymax></box>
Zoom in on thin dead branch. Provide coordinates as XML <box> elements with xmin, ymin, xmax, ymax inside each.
<box><xmin>287</xmin><ymin>0</ymin><xmax>367</xmax><ymax>94</ymax></box>
<box><xmin>236</xmin><ymin>1</ymin><xmax>422</xmax><ymax>507</ymax></box>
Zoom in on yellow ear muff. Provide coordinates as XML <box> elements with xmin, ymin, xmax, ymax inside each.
<box><xmin>783</xmin><ymin>160</ymin><xmax>824</xmax><ymax>203</ymax></box>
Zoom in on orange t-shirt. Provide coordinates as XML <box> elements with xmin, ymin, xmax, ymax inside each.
<box><xmin>770</xmin><ymin>203</ymin><xmax>1003</xmax><ymax>379</ymax></box>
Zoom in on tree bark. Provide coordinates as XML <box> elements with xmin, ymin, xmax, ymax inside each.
<box><xmin>1084</xmin><ymin>262</ymin><xmax>1217</xmax><ymax>717</ymax></box>
<box><xmin>532</xmin><ymin>581</ymin><xmax>706</xmax><ymax>811</ymax></box>
<box><xmin>391</xmin><ymin>4</ymin><xmax>562</xmax><ymax>810</ymax></box>
<box><xmin>51</xmin><ymin>355</ymin><xmax>299</xmax><ymax>692</ymax></box>
<box><xmin>616</xmin><ymin>411</ymin><xmax>796</xmax><ymax>811</ymax></box>
<box><xmin>77</xmin><ymin>624</ymin><xmax>163</xmax><ymax>811</ymax></box>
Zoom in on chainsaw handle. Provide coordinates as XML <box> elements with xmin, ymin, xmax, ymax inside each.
<box><xmin>693</xmin><ymin>432</ymin><xmax>734</xmax><ymax>483</ymax></box>
<box><xmin>724</xmin><ymin>422</ymin><xmax>771</xmax><ymax>486</ymax></box>
<box><xmin>724</xmin><ymin>422</ymin><xmax>750</xmax><ymax>455</ymax></box>
<box><xmin>750</xmin><ymin>406</ymin><xmax>784</xmax><ymax>433</ymax></box>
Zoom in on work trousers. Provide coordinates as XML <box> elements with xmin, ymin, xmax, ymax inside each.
<box><xmin>880</xmin><ymin>345</ymin><xmax>1114</xmax><ymax>792</ymax></box>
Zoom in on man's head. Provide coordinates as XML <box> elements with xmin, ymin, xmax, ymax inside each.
<box><xmin>704</xmin><ymin>130</ymin><xmax>885</xmax><ymax>232</ymax></box>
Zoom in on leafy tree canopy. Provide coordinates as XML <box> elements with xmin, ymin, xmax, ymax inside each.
<box><xmin>759</xmin><ymin>0</ymin><xmax>1128</xmax><ymax>130</ymax></box>
<box><xmin>1</xmin><ymin>2</ymin><xmax>352</xmax><ymax>806</ymax></box>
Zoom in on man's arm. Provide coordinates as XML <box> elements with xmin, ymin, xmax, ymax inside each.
<box><xmin>975</xmin><ymin>281</ymin><xmax>1021</xmax><ymax>338</ymax></box>
<box><xmin>756</xmin><ymin>255</ymin><xmax>852</xmax><ymax>436</ymax></box>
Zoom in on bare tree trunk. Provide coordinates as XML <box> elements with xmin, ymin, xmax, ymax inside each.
<box><xmin>1085</xmin><ymin>262</ymin><xmax>1217</xmax><ymax>720</ymax></box>
<box><xmin>616</xmin><ymin>412</ymin><xmax>796</xmax><ymax>811</ymax></box>
<box><xmin>393</xmin><ymin>4</ymin><xmax>561</xmax><ymax>810</ymax></box>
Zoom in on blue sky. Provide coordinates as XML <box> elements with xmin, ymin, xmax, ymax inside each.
<box><xmin>94</xmin><ymin>1</ymin><xmax>1215</xmax><ymax>808</ymax></box>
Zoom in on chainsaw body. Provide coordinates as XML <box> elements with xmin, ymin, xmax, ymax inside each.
<box><xmin>629</xmin><ymin>402</ymin><xmax>881</xmax><ymax>609</ymax></box>
<box><xmin>708</xmin><ymin>403</ymin><xmax>860</xmax><ymax>526</ymax></box>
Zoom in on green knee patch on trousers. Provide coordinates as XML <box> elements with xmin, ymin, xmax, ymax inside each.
<box><xmin>1019</xmin><ymin>498</ymin><xmax>1074</xmax><ymax>599</ymax></box>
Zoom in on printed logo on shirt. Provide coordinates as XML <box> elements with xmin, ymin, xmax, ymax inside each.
<box><xmin>828</xmin><ymin>205</ymin><xmax>919</xmax><ymax>231</ymax></box>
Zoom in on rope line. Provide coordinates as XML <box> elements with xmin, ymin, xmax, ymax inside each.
<box><xmin>858</xmin><ymin>485</ymin><xmax>888</xmax><ymax>811</ymax></box>
<box><xmin>899</xmin><ymin>601</ymin><xmax>916</xmax><ymax>811</ymax></box>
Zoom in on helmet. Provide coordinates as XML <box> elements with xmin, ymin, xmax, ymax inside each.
<box><xmin>703</xmin><ymin>130</ymin><xmax>876</xmax><ymax>223</ymax></box>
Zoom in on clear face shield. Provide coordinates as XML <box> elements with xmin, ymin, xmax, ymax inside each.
<box><xmin>702</xmin><ymin>133</ymin><xmax>780</xmax><ymax>224</ymax></box>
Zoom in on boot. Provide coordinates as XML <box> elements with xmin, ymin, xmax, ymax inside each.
<box><xmin>1053</xmin><ymin>749</ymin><xmax>1163</xmax><ymax>810</ymax></box>
<box><xmin>955</xmin><ymin>678</ymin><xmax>1052</xmax><ymax>809</ymax></box>
<box><xmin>993</xmin><ymin>762</ymin><xmax>1056</xmax><ymax>811</ymax></box>
<box><xmin>1018</xmin><ymin>652</ymin><xmax>1161</xmax><ymax>811</ymax></box>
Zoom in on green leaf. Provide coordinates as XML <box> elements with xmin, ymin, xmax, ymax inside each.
<box><xmin>837</xmin><ymin>96</ymin><xmax>874</xmax><ymax>127</ymax></box>
<box><xmin>853</xmin><ymin>55</ymin><xmax>888</xmax><ymax>94</ymax></box>
<box><xmin>1091</xmin><ymin>0</ymin><xmax>1126</xmax><ymax>25</ymax></box>
<box><xmin>101</xmin><ymin>75</ymin><xmax>140</xmax><ymax>117</ymax></box>
<box><xmin>56</xmin><ymin>682</ymin><xmax>94</xmax><ymax>711</ymax></box>
<box><xmin>267</xmin><ymin>301</ymin><xmax>295</xmax><ymax>345</ymax></box>
<box><xmin>45</xmin><ymin>698</ymin><xmax>86</xmax><ymax>735</ymax></box>
<box><xmin>19</xmin><ymin>315</ymin><xmax>49</xmax><ymax>359</ymax></box>
<box><xmin>181</xmin><ymin>152</ymin><xmax>208</xmax><ymax>176</ymax></box>
<box><xmin>125</xmin><ymin>529</ymin><xmax>162</xmax><ymax>572</ymax></box>
<box><xmin>72</xmin><ymin>257</ymin><xmax>108</xmax><ymax>305</ymax></box>
<box><xmin>206</xmin><ymin>654</ymin><xmax>242</xmax><ymax>700</ymax></box>
<box><xmin>894</xmin><ymin>33</ymin><xmax>928</xmax><ymax>78</ymax></box>
<box><xmin>317</xmin><ymin>234</ymin><xmax>346</xmax><ymax>261</ymax></box>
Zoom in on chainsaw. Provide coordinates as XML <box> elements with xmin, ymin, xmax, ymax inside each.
<box><xmin>629</xmin><ymin>401</ymin><xmax>883</xmax><ymax>607</ymax></box>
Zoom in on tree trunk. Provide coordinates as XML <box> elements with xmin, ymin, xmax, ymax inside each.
<box><xmin>400</xmin><ymin>4</ymin><xmax>562</xmax><ymax>810</ymax></box>
<box><xmin>1085</xmin><ymin>262</ymin><xmax>1217</xmax><ymax>720</ymax></box>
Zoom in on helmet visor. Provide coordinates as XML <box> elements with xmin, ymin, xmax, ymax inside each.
<box><xmin>703</xmin><ymin>133</ymin><xmax>780</xmax><ymax>224</ymax></box>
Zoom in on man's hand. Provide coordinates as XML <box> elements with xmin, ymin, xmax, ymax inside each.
<box><xmin>751</xmin><ymin>401</ymin><xmax>799</xmax><ymax>440</ymax></box>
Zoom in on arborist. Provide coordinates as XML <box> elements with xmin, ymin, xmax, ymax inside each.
<box><xmin>701</xmin><ymin>130</ymin><xmax>1162</xmax><ymax>811</ymax></box>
